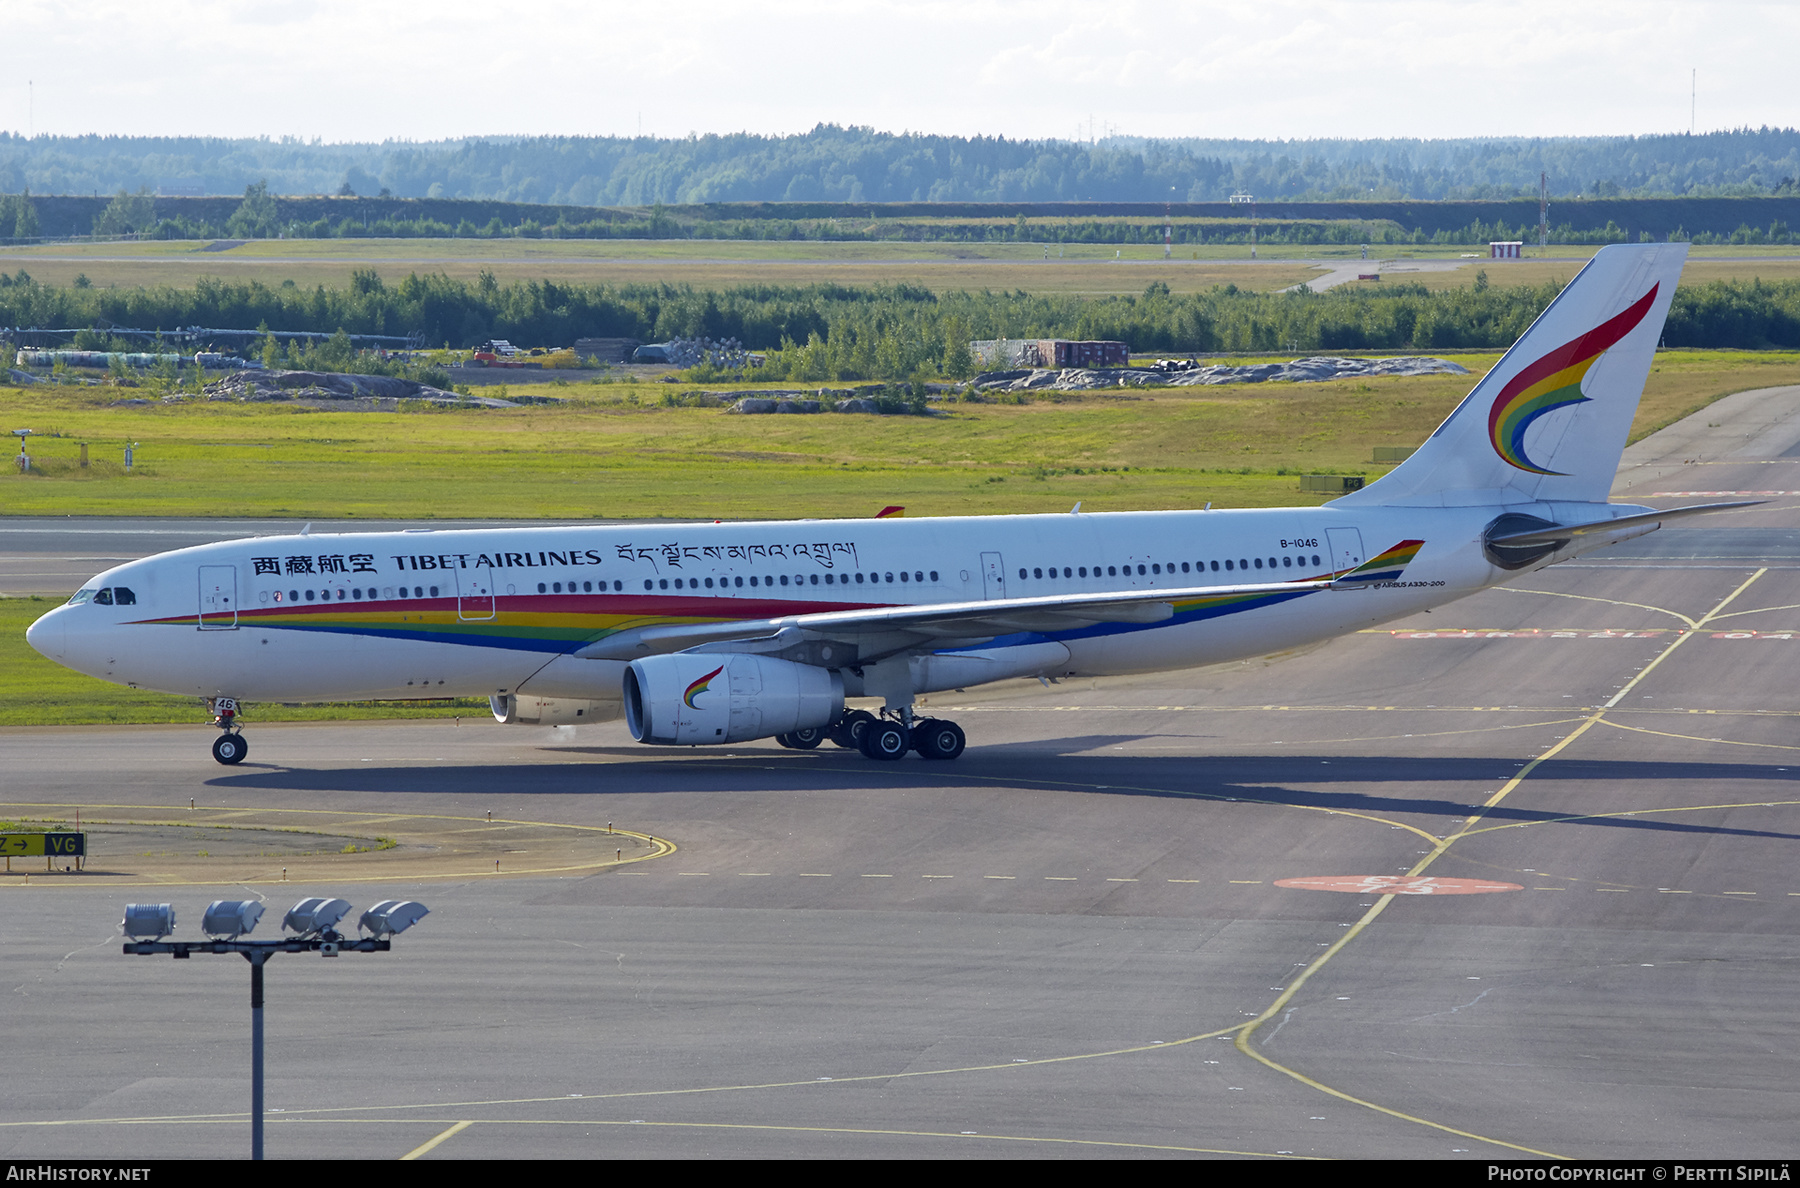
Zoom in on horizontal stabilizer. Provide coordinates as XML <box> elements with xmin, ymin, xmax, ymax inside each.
<box><xmin>1487</xmin><ymin>501</ymin><xmax>1762</xmax><ymax>547</ymax></box>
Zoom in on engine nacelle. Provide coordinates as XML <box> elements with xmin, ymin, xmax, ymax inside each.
<box><xmin>489</xmin><ymin>694</ymin><xmax>619</xmax><ymax>726</ymax></box>
<box><xmin>624</xmin><ymin>654</ymin><xmax>843</xmax><ymax>745</ymax></box>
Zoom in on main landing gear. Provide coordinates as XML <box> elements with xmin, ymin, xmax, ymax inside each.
<box><xmin>207</xmin><ymin>697</ymin><xmax>248</xmax><ymax>766</ymax></box>
<box><xmin>810</xmin><ymin>708</ymin><xmax>966</xmax><ymax>762</ymax></box>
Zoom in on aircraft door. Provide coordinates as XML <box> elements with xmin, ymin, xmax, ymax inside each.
<box><xmin>458</xmin><ymin>563</ymin><xmax>496</xmax><ymax>621</ymax></box>
<box><xmin>198</xmin><ymin>565</ymin><xmax>238</xmax><ymax>630</ymax></box>
<box><xmin>980</xmin><ymin>552</ymin><xmax>1006</xmax><ymax>600</ymax></box>
<box><xmin>1325</xmin><ymin>528</ymin><xmax>1365</xmax><ymax>575</ymax></box>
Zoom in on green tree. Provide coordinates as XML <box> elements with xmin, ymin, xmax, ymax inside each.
<box><xmin>226</xmin><ymin>181</ymin><xmax>279</xmax><ymax>239</ymax></box>
<box><xmin>12</xmin><ymin>187</ymin><xmax>39</xmax><ymax>239</ymax></box>
<box><xmin>94</xmin><ymin>187</ymin><xmax>157</xmax><ymax>236</ymax></box>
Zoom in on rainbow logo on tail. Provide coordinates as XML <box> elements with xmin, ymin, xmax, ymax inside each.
<box><xmin>684</xmin><ymin>665</ymin><xmax>725</xmax><ymax>708</ymax></box>
<box><xmin>1488</xmin><ymin>284</ymin><xmax>1659</xmax><ymax>474</ymax></box>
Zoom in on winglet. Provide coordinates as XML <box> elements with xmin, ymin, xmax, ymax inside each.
<box><xmin>1331</xmin><ymin>539</ymin><xmax>1425</xmax><ymax>588</ymax></box>
<box><xmin>875</xmin><ymin>506</ymin><xmax>905</xmax><ymax>518</ymax></box>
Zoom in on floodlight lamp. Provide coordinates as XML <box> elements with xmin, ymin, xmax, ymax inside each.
<box><xmin>282</xmin><ymin>897</ymin><xmax>352</xmax><ymax>937</ymax></box>
<box><xmin>358</xmin><ymin>900</ymin><xmax>428</xmax><ymax>938</ymax></box>
<box><xmin>122</xmin><ymin>903</ymin><xmax>175</xmax><ymax>941</ymax></box>
<box><xmin>202</xmin><ymin>899</ymin><xmax>264</xmax><ymax>939</ymax></box>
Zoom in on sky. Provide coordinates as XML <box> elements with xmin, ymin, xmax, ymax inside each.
<box><xmin>4</xmin><ymin>2</ymin><xmax>1794</xmax><ymax>144</ymax></box>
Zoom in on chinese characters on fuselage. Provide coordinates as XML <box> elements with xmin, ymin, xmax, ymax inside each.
<box><xmin>248</xmin><ymin>540</ymin><xmax>862</xmax><ymax>578</ymax></box>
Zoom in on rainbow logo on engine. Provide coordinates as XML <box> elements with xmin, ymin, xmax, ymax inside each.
<box><xmin>684</xmin><ymin>665</ymin><xmax>725</xmax><ymax>709</ymax></box>
<box><xmin>1487</xmin><ymin>284</ymin><xmax>1659</xmax><ymax>474</ymax></box>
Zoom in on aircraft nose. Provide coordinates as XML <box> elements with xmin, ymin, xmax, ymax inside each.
<box><xmin>26</xmin><ymin>606</ymin><xmax>66</xmax><ymax>661</ymax></box>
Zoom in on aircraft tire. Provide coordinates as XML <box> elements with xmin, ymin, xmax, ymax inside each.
<box><xmin>774</xmin><ymin>733</ymin><xmax>795</xmax><ymax>749</ymax></box>
<box><xmin>787</xmin><ymin>726</ymin><xmax>825</xmax><ymax>749</ymax></box>
<box><xmin>913</xmin><ymin>719</ymin><xmax>965</xmax><ymax>760</ymax></box>
<box><xmin>860</xmin><ymin>721</ymin><xmax>910</xmax><ymax>761</ymax></box>
<box><xmin>212</xmin><ymin>733</ymin><xmax>248</xmax><ymax>766</ymax></box>
<box><xmin>830</xmin><ymin>709</ymin><xmax>876</xmax><ymax>749</ymax></box>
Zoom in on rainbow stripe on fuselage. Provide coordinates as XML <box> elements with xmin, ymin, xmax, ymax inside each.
<box><xmin>131</xmin><ymin>591</ymin><xmax>889</xmax><ymax>653</ymax></box>
<box><xmin>1487</xmin><ymin>284</ymin><xmax>1659</xmax><ymax>474</ymax></box>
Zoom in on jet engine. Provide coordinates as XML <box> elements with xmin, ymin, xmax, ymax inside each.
<box><xmin>624</xmin><ymin>654</ymin><xmax>843</xmax><ymax>745</ymax></box>
<box><xmin>489</xmin><ymin>694</ymin><xmax>620</xmax><ymax>726</ymax></box>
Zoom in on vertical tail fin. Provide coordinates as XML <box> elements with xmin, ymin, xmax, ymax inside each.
<box><xmin>1334</xmin><ymin>243</ymin><xmax>1687</xmax><ymax>508</ymax></box>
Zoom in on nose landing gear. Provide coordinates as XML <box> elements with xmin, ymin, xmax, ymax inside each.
<box><xmin>207</xmin><ymin>697</ymin><xmax>248</xmax><ymax>765</ymax></box>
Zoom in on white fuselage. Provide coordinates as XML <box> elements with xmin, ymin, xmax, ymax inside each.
<box><xmin>25</xmin><ymin>501</ymin><xmax>1639</xmax><ymax>709</ymax></box>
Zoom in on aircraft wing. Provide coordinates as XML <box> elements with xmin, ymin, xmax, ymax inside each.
<box><xmin>571</xmin><ymin>578</ymin><xmax>1321</xmax><ymax>661</ymax></box>
<box><xmin>572</xmin><ymin>540</ymin><xmax>1423</xmax><ymax>662</ymax></box>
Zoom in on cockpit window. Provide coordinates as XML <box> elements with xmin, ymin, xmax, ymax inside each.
<box><xmin>112</xmin><ymin>587</ymin><xmax>136</xmax><ymax>605</ymax></box>
<box><xmin>94</xmin><ymin>589</ymin><xmax>114</xmax><ymax>605</ymax></box>
<box><xmin>67</xmin><ymin>588</ymin><xmax>97</xmax><ymax>605</ymax></box>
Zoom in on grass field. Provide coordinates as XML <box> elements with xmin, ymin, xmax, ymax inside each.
<box><xmin>3</xmin><ymin>349</ymin><xmax>1794</xmax><ymax>522</ymax></box>
<box><xmin>4</xmin><ymin>237</ymin><xmax>1794</xmax><ymax>296</ymax></box>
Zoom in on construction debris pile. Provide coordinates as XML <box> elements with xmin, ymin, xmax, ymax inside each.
<box><xmin>660</xmin><ymin>336</ymin><xmax>754</xmax><ymax>369</ymax></box>
<box><xmin>198</xmin><ymin>370</ymin><xmax>516</xmax><ymax>408</ymax></box>
<box><xmin>973</xmin><ymin>355</ymin><xmax>1469</xmax><ymax>392</ymax></box>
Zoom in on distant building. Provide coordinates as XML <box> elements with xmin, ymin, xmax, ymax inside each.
<box><xmin>1489</xmin><ymin>241</ymin><xmax>1524</xmax><ymax>259</ymax></box>
<box><xmin>971</xmin><ymin>339</ymin><xmax>1130</xmax><ymax>369</ymax></box>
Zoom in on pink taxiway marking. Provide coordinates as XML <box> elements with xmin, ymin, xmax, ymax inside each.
<box><xmin>1274</xmin><ymin>875</ymin><xmax>1524</xmax><ymax>895</ymax></box>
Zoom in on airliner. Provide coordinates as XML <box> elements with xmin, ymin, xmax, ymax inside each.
<box><xmin>26</xmin><ymin>244</ymin><xmax>1748</xmax><ymax>765</ymax></box>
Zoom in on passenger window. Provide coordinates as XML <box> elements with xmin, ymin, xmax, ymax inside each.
<box><xmin>1254</xmin><ymin>558</ymin><xmax>1263</xmax><ymax>569</ymax></box>
<box><xmin>1283</xmin><ymin>556</ymin><xmax>1292</xmax><ymax>567</ymax></box>
<box><xmin>659</xmin><ymin>579</ymin><xmax>669</xmax><ymax>590</ymax></box>
<box><xmin>382</xmin><ymin>587</ymin><xmax>393</xmax><ymax>599</ymax></box>
<box><xmin>95</xmin><ymin>589</ymin><xmax>114</xmax><ymax>605</ymax></box>
<box><xmin>1181</xmin><ymin>562</ymin><xmax>1190</xmax><ymax>573</ymax></box>
<box><xmin>855</xmin><ymin>573</ymin><xmax>865</xmax><ymax>583</ymax></box>
<box><xmin>644</xmin><ymin>580</ymin><xmax>654</xmax><ymax>591</ymax></box>
<box><xmin>810</xmin><ymin>574</ymin><xmax>820</xmax><ymax>585</ymax></box>
<box><xmin>1033</xmin><ymin>568</ymin><xmax>1043</xmax><ymax>579</ymax></box>
<box><xmin>305</xmin><ymin>589</ymin><xmax>316</xmax><ymax>600</ymax></box>
<box><xmin>1211</xmin><ymin>560</ymin><xmax>1220</xmax><ymax>571</ymax></box>
<box><xmin>428</xmin><ymin>586</ymin><xmax>437</xmax><ymax>598</ymax></box>
<box><xmin>1313</xmin><ymin>554</ymin><xmax>1322</xmax><ymax>566</ymax></box>
<box><xmin>1019</xmin><ymin>568</ymin><xmax>1028</xmax><ymax>580</ymax></box>
<box><xmin>780</xmin><ymin>575</ymin><xmax>789</xmax><ymax>586</ymax></box>
<box><xmin>1224</xmin><ymin>560</ymin><xmax>1234</xmax><ymax>571</ymax></box>
<box><xmin>1137</xmin><ymin>565</ymin><xmax>1146</xmax><ymax>576</ymax></box>
<box><xmin>899</xmin><ymin>571</ymin><xmax>908</xmax><ymax>583</ymax></box>
<box><xmin>538</xmin><ymin>582</ymin><xmax>548</xmax><ymax>593</ymax></box>
<box><xmin>1078</xmin><ymin>567</ymin><xmax>1087</xmax><ymax>577</ymax></box>
<box><xmin>930</xmin><ymin>571</ymin><xmax>939</xmax><ymax>582</ymax></box>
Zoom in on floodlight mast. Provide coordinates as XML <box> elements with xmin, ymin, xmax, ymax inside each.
<box><xmin>121</xmin><ymin>898</ymin><xmax>426</xmax><ymax>1160</ymax></box>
